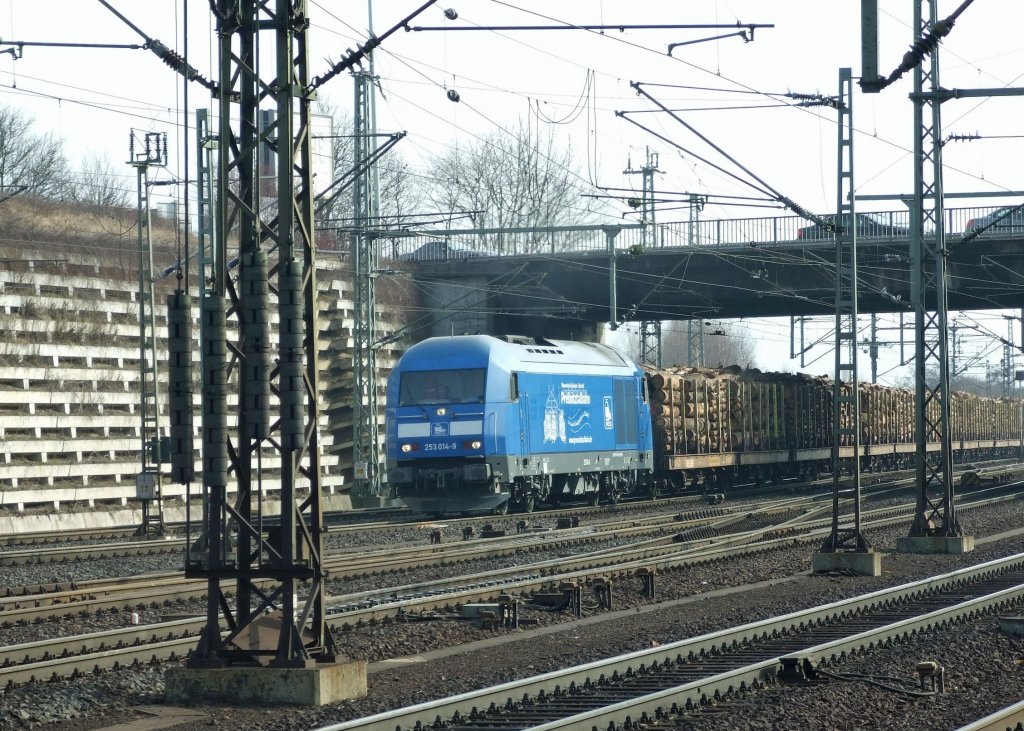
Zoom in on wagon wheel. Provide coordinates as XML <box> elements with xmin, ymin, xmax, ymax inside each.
<box><xmin>521</xmin><ymin>494</ymin><xmax>536</xmax><ymax>513</ymax></box>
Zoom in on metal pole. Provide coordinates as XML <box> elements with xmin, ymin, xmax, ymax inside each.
<box><xmin>131</xmin><ymin>132</ymin><xmax>168</xmax><ymax>537</ymax></box>
<box><xmin>607</xmin><ymin>227</ymin><xmax>618</xmax><ymax>329</ymax></box>
<box><xmin>820</xmin><ymin>67</ymin><xmax>869</xmax><ymax>555</ymax></box>
<box><xmin>352</xmin><ymin>70</ymin><xmax>382</xmax><ymax>499</ymax></box>
<box><xmin>186</xmin><ymin>0</ymin><xmax>336</xmax><ymax>668</ymax></box>
<box><xmin>870</xmin><ymin>313</ymin><xmax>879</xmax><ymax>384</ymax></box>
<box><xmin>906</xmin><ymin>0</ymin><xmax>961</xmax><ymax>544</ymax></box>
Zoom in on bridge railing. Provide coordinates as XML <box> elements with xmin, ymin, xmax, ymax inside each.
<box><xmin>379</xmin><ymin>206</ymin><xmax>1016</xmax><ymax>262</ymax></box>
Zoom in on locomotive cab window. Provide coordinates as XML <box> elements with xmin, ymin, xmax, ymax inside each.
<box><xmin>510</xmin><ymin>372</ymin><xmax>520</xmax><ymax>401</ymax></box>
<box><xmin>400</xmin><ymin>369</ymin><xmax>486</xmax><ymax>406</ymax></box>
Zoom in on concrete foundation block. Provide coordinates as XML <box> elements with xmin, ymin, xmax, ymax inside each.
<box><xmin>164</xmin><ymin>661</ymin><xmax>367</xmax><ymax>706</ymax></box>
<box><xmin>896</xmin><ymin>535</ymin><xmax>975</xmax><ymax>555</ymax></box>
<box><xmin>812</xmin><ymin>550</ymin><xmax>883</xmax><ymax>576</ymax></box>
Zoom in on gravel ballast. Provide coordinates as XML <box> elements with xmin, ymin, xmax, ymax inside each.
<box><xmin>2</xmin><ymin>498</ymin><xmax>1023</xmax><ymax>730</ymax></box>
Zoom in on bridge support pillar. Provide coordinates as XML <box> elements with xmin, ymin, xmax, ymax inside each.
<box><xmin>812</xmin><ymin>550</ymin><xmax>882</xmax><ymax>576</ymax></box>
<box><xmin>896</xmin><ymin>535</ymin><xmax>974</xmax><ymax>554</ymax></box>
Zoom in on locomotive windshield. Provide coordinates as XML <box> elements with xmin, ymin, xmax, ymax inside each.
<box><xmin>400</xmin><ymin>368</ymin><xmax>486</xmax><ymax>406</ymax></box>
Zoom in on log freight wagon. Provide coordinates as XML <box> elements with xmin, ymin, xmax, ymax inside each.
<box><xmin>647</xmin><ymin>365</ymin><xmax>1022</xmax><ymax>493</ymax></box>
<box><xmin>384</xmin><ymin>335</ymin><xmax>1023</xmax><ymax>515</ymax></box>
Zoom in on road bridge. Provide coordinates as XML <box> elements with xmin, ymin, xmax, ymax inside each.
<box><xmin>386</xmin><ymin>206</ymin><xmax>1024</xmax><ymax>339</ymax></box>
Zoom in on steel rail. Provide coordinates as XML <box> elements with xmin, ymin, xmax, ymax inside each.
<box><xmin>1</xmin><ymin>486</ymin><xmax>1016</xmax><ymax>628</ymax></box>
<box><xmin>956</xmin><ymin>699</ymin><xmax>1024</xmax><ymax>731</ymax></box>
<box><xmin>0</xmin><ymin>497</ymin><xmax>709</xmax><ymax>566</ymax></box>
<box><xmin>0</xmin><ymin>635</ymin><xmax>198</xmax><ymax>688</ymax></box>
<box><xmin>0</xmin><ymin>506</ymin><xmax>414</xmax><ymax>552</ymax></box>
<box><xmin>0</xmin><ymin>504</ymin><xmax>731</xmax><ymax>614</ymax></box>
<box><xmin>285</xmin><ymin>490</ymin><xmax>1024</xmax><ymax>624</ymax></box>
<box><xmin>0</xmin><ymin>537</ymin><xmax>181</xmax><ymax>567</ymax></box>
<box><xmin>1</xmin><ymin>458</ymin><xmax>1010</xmax><ymax>566</ymax></box>
<box><xmin>1</xmin><ymin>494</ymin><xmax>1021</xmax><ymax>690</ymax></box>
<box><xmin>524</xmin><ymin>581</ymin><xmax>1024</xmax><ymax>730</ymax></box>
<box><xmin>313</xmin><ymin>552</ymin><xmax>1024</xmax><ymax>731</ymax></box>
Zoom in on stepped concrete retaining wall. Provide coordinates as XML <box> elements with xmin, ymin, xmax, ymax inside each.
<box><xmin>0</xmin><ymin>257</ymin><xmax>406</xmax><ymax>521</ymax></box>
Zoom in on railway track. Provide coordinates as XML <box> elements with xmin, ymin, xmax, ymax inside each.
<box><xmin>957</xmin><ymin>700</ymin><xmax>1024</xmax><ymax>731</ymax></box>
<box><xmin>0</xmin><ymin>503</ymin><xmax>741</xmax><ymax>621</ymax></box>
<box><xmin>0</xmin><ymin>472</ymin><xmax>980</xmax><ymax>623</ymax></box>
<box><xmin>1</xmin><ymin>459</ymin><xmax>1016</xmax><ymax>566</ymax></box>
<box><xmin>312</xmin><ymin>552</ymin><xmax>1024</xmax><ymax>731</ymax></box>
<box><xmin>0</xmin><ymin>495</ymin><xmax>713</xmax><ymax>565</ymax></box>
<box><xmin>0</xmin><ymin>505</ymin><xmax>413</xmax><ymax>550</ymax></box>
<box><xmin>2</xmin><ymin>488</ymin><xmax>1021</xmax><ymax>691</ymax></box>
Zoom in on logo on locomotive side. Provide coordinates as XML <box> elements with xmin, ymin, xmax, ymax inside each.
<box><xmin>541</xmin><ymin>382</ymin><xmax>594</xmax><ymax>445</ymax></box>
<box><xmin>543</xmin><ymin>386</ymin><xmax>563</xmax><ymax>444</ymax></box>
<box><xmin>560</xmin><ymin>382</ymin><xmax>591</xmax><ymax>404</ymax></box>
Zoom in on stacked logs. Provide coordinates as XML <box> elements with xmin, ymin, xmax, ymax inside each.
<box><xmin>646</xmin><ymin>366</ymin><xmax>788</xmax><ymax>455</ymax></box>
<box><xmin>644</xmin><ymin>364</ymin><xmax>1021</xmax><ymax>457</ymax></box>
<box><xmin>859</xmin><ymin>385</ymin><xmax>913</xmax><ymax>445</ymax></box>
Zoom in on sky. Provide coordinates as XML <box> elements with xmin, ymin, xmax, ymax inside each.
<box><xmin>0</xmin><ymin>1</ymin><xmax>1022</xmax><ymax>385</ymax></box>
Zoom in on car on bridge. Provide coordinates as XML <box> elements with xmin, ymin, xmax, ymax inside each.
<box><xmin>796</xmin><ymin>212</ymin><xmax>910</xmax><ymax>241</ymax></box>
<box><xmin>396</xmin><ymin>240</ymin><xmax>485</xmax><ymax>262</ymax></box>
<box><xmin>963</xmin><ymin>206</ymin><xmax>1024</xmax><ymax>237</ymax></box>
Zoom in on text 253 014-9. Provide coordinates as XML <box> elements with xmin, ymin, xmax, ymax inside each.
<box><xmin>424</xmin><ymin>442</ymin><xmax>458</xmax><ymax>452</ymax></box>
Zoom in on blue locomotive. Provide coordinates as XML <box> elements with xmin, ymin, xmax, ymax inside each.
<box><xmin>385</xmin><ymin>335</ymin><xmax>654</xmax><ymax>515</ymax></box>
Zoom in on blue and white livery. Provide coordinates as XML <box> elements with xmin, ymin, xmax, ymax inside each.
<box><xmin>385</xmin><ymin>335</ymin><xmax>654</xmax><ymax>515</ymax></box>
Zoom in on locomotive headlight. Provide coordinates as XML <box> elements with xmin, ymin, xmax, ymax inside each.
<box><xmin>401</xmin><ymin>443</ymin><xmax>412</xmax><ymax>453</ymax></box>
<box><xmin>436</xmin><ymin>407</ymin><xmax>447</xmax><ymax>416</ymax></box>
<box><xmin>471</xmin><ymin>440</ymin><xmax>482</xmax><ymax>450</ymax></box>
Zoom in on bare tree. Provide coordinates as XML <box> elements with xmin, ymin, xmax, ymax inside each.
<box><xmin>894</xmin><ymin>364</ymin><xmax>1008</xmax><ymax>398</ymax></box>
<box><xmin>65</xmin><ymin>152</ymin><xmax>133</xmax><ymax>208</ymax></box>
<box><xmin>313</xmin><ymin>100</ymin><xmax>417</xmax><ymax>242</ymax></box>
<box><xmin>0</xmin><ymin>105</ymin><xmax>69</xmax><ymax>198</ymax></box>
<box><xmin>661</xmin><ymin>320</ymin><xmax>758</xmax><ymax>369</ymax></box>
<box><xmin>423</xmin><ymin>118</ymin><xmax>599</xmax><ymax>254</ymax></box>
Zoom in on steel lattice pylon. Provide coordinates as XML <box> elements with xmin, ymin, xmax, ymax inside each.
<box><xmin>820</xmin><ymin>68</ymin><xmax>869</xmax><ymax>554</ymax></box>
<box><xmin>131</xmin><ymin>132</ymin><xmax>168</xmax><ymax>537</ymax></box>
<box><xmin>639</xmin><ymin>320</ymin><xmax>662</xmax><ymax>368</ymax></box>
<box><xmin>907</xmin><ymin>0</ymin><xmax>959</xmax><ymax>540</ymax></box>
<box><xmin>686</xmin><ymin>319</ymin><xmax>705</xmax><ymax>367</ymax></box>
<box><xmin>186</xmin><ymin>0</ymin><xmax>336</xmax><ymax>667</ymax></box>
<box><xmin>352</xmin><ymin>70</ymin><xmax>382</xmax><ymax>497</ymax></box>
<box><xmin>627</xmin><ymin>149</ymin><xmax>663</xmax><ymax>364</ymax></box>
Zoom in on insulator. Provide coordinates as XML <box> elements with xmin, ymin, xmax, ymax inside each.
<box><xmin>278</xmin><ymin>258</ymin><xmax>306</xmax><ymax>450</ymax></box>
<box><xmin>241</xmin><ymin>250</ymin><xmax>271</xmax><ymax>439</ymax></box>
<box><xmin>167</xmin><ymin>292</ymin><xmax>195</xmax><ymax>484</ymax></box>
<box><xmin>202</xmin><ymin>295</ymin><xmax>229</xmax><ymax>487</ymax></box>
